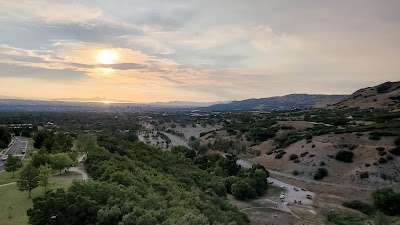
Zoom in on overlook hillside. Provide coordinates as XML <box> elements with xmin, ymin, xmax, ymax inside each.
<box><xmin>333</xmin><ymin>81</ymin><xmax>400</xmax><ymax>110</ymax></box>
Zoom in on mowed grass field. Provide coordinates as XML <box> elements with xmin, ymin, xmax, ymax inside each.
<box><xmin>0</xmin><ymin>172</ymin><xmax>82</xmax><ymax>225</ymax></box>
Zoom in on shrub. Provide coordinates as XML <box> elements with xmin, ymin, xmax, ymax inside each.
<box><xmin>376</xmin><ymin>147</ymin><xmax>385</xmax><ymax>151</ymax></box>
<box><xmin>386</xmin><ymin>155</ymin><xmax>394</xmax><ymax>161</ymax></box>
<box><xmin>292</xmin><ymin>170</ymin><xmax>299</xmax><ymax>176</ymax></box>
<box><xmin>320</xmin><ymin>161</ymin><xmax>326</xmax><ymax>166</ymax></box>
<box><xmin>373</xmin><ymin>188</ymin><xmax>400</xmax><ymax>216</ymax></box>
<box><xmin>395</xmin><ymin>137</ymin><xmax>400</xmax><ymax>146</ymax></box>
<box><xmin>313</xmin><ymin>168</ymin><xmax>328</xmax><ymax>180</ymax></box>
<box><xmin>378</xmin><ymin>151</ymin><xmax>387</xmax><ymax>156</ymax></box>
<box><xmin>289</xmin><ymin>154</ymin><xmax>299</xmax><ymax>161</ymax></box>
<box><xmin>300</xmin><ymin>152</ymin><xmax>308</xmax><ymax>157</ymax></box>
<box><xmin>378</xmin><ymin>157</ymin><xmax>387</xmax><ymax>164</ymax></box>
<box><xmin>365</xmin><ymin>163</ymin><xmax>371</xmax><ymax>167</ymax></box>
<box><xmin>369</xmin><ymin>136</ymin><xmax>381</xmax><ymax>140</ymax></box>
<box><xmin>389</xmin><ymin>147</ymin><xmax>400</xmax><ymax>155</ymax></box>
<box><xmin>311</xmin><ymin>144</ymin><xmax>316</xmax><ymax>148</ymax></box>
<box><xmin>275</xmin><ymin>154</ymin><xmax>283</xmax><ymax>159</ymax></box>
<box><xmin>267</xmin><ymin>150</ymin><xmax>274</xmax><ymax>155</ymax></box>
<box><xmin>359</xmin><ymin>171</ymin><xmax>369</xmax><ymax>179</ymax></box>
<box><xmin>343</xmin><ymin>200</ymin><xmax>376</xmax><ymax>215</ymax></box>
<box><xmin>335</xmin><ymin>150</ymin><xmax>354</xmax><ymax>163</ymax></box>
<box><xmin>293</xmin><ymin>159</ymin><xmax>300</xmax><ymax>163</ymax></box>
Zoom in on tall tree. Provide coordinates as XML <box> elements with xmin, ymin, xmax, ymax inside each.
<box><xmin>51</xmin><ymin>153</ymin><xmax>73</xmax><ymax>174</ymax></box>
<box><xmin>76</xmin><ymin>134</ymin><xmax>98</xmax><ymax>155</ymax></box>
<box><xmin>38</xmin><ymin>164</ymin><xmax>52</xmax><ymax>193</ymax></box>
<box><xmin>17</xmin><ymin>163</ymin><xmax>39</xmax><ymax>198</ymax></box>
<box><xmin>4</xmin><ymin>155</ymin><xmax>23</xmax><ymax>178</ymax></box>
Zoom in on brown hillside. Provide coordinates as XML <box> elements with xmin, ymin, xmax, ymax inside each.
<box><xmin>333</xmin><ymin>81</ymin><xmax>400</xmax><ymax>109</ymax></box>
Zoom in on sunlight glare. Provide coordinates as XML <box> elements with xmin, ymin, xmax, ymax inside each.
<box><xmin>96</xmin><ymin>50</ymin><xmax>118</xmax><ymax>64</ymax></box>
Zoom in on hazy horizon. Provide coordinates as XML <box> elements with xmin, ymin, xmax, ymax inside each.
<box><xmin>1</xmin><ymin>1</ymin><xmax>399</xmax><ymax>102</ymax></box>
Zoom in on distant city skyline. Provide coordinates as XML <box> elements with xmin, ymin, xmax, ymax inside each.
<box><xmin>1</xmin><ymin>1</ymin><xmax>399</xmax><ymax>102</ymax></box>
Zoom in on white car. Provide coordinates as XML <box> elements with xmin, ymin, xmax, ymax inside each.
<box><xmin>280</xmin><ymin>185</ymin><xmax>286</xmax><ymax>188</ymax></box>
<box><xmin>1</xmin><ymin>155</ymin><xmax>8</xmax><ymax>161</ymax></box>
<box><xmin>22</xmin><ymin>148</ymin><xmax>26</xmax><ymax>154</ymax></box>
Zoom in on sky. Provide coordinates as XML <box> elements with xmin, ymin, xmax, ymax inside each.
<box><xmin>0</xmin><ymin>0</ymin><xmax>399</xmax><ymax>103</ymax></box>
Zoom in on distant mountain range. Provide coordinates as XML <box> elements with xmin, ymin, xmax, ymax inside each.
<box><xmin>204</xmin><ymin>94</ymin><xmax>347</xmax><ymax>111</ymax></box>
<box><xmin>333</xmin><ymin>81</ymin><xmax>400</xmax><ymax>109</ymax></box>
<box><xmin>2</xmin><ymin>81</ymin><xmax>398</xmax><ymax>112</ymax></box>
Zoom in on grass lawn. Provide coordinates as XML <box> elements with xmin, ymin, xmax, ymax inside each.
<box><xmin>0</xmin><ymin>172</ymin><xmax>82</xmax><ymax>225</ymax></box>
<box><xmin>0</xmin><ymin>161</ymin><xmax>31</xmax><ymax>185</ymax></box>
<box><xmin>267</xmin><ymin>185</ymin><xmax>286</xmax><ymax>196</ymax></box>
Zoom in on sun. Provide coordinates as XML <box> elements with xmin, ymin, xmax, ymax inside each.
<box><xmin>96</xmin><ymin>50</ymin><xmax>118</xmax><ymax>64</ymax></box>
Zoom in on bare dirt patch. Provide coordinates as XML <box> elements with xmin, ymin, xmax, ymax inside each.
<box><xmin>250</xmin><ymin>133</ymin><xmax>399</xmax><ymax>196</ymax></box>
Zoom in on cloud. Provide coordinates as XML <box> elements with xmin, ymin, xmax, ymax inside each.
<box><xmin>0</xmin><ymin>0</ymin><xmax>102</xmax><ymax>23</ymax></box>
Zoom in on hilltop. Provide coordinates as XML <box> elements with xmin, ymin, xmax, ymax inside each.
<box><xmin>333</xmin><ymin>81</ymin><xmax>400</xmax><ymax>110</ymax></box>
<box><xmin>205</xmin><ymin>94</ymin><xmax>347</xmax><ymax>111</ymax></box>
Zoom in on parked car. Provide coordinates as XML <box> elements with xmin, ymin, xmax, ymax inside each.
<box><xmin>1</xmin><ymin>155</ymin><xmax>9</xmax><ymax>161</ymax></box>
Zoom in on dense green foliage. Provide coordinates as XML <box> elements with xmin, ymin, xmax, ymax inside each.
<box><xmin>342</xmin><ymin>200</ymin><xmax>376</xmax><ymax>215</ymax></box>
<box><xmin>28</xmin><ymin>140</ymin><xmax>251</xmax><ymax>225</ymax></box>
<box><xmin>33</xmin><ymin>130</ymin><xmax>73</xmax><ymax>153</ymax></box>
<box><xmin>373</xmin><ymin>188</ymin><xmax>400</xmax><ymax>216</ymax></box>
<box><xmin>0</xmin><ymin>126</ymin><xmax>11</xmax><ymax>149</ymax></box>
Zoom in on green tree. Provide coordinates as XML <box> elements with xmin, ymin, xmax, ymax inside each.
<box><xmin>4</xmin><ymin>155</ymin><xmax>23</xmax><ymax>178</ymax></box>
<box><xmin>372</xmin><ymin>188</ymin><xmax>400</xmax><ymax>216</ymax></box>
<box><xmin>51</xmin><ymin>153</ymin><xmax>73</xmax><ymax>174</ymax></box>
<box><xmin>33</xmin><ymin>130</ymin><xmax>49</xmax><ymax>149</ymax></box>
<box><xmin>32</xmin><ymin>152</ymin><xmax>51</xmax><ymax>168</ymax></box>
<box><xmin>0</xmin><ymin>127</ymin><xmax>11</xmax><ymax>149</ymax></box>
<box><xmin>163</xmin><ymin>212</ymin><xmax>209</xmax><ymax>225</ymax></box>
<box><xmin>38</xmin><ymin>164</ymin><xmax>52</xmax><ymax>193</ymax></box>
<box><xmin>17</xmin><ymin>163</ymin><xmax>39</xmax><ymax>198</ymax></box>
<box><xmin>231</xmin><ymin>180</ymin><xmax>256</xmax><ymax>200</ymax></box>
<box><xmin>76</xmin><ymin>134</ymin><xmax>98</xmax><ymax>155</ymax></box>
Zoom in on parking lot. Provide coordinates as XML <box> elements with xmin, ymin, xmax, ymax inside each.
<box><xmin>268</xmin><ymin>177</ymin><xmax>315</xmax><ymax>205</ymax></box>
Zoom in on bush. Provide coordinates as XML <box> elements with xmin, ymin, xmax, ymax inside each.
<box><xmin>386</xmin><ymin>155</ymin><xmax>394</xmax><ymax>161</ymax></box>
<box><xmin>289</xmin><ymin>154</ymin><xmax>299</xmax><ymax>161</ymax></box>
<box><xmin>311</xmin><ymin>144</ymin><xmax>316</xmax><ymax>148</ymax></box>
<box><xmin>267</xmin><ymin>150</ymin><xmax>274</xmax><ymax>155</ymax></box>
<box><xmin>275</xmin><ymin>154</ymin><xmax>283</xmax><ymax>159</ymax></box>
<box><xmin>292</xmin><ymin>170</ymin><xmax>299</xmax><ymax>176</ymax></box>
<box><xmin>378</xmin><ymin>151</ymin><xmax>387</xmax><ymax>156</ymax></box>
<box><xmin>376</xmin><ymin>147</ymin><xmax>385</xmax><ymax>151</ymax></box>
<box><xmin>313</xmin><ymin>168</ymin><xmax>328</xmax><ymax>180</ymax></box>
<box><xmin>373</xmin><ymin>188</ymin><xmax>400</xmax><ymax>216</ymax></box>
<box><xmin>378</xmin><ymin>157</ymin><xmax>387</xmax><ymax>164</ymax></box>
<box><xmin>300</xmin><ymin>152</ymin><xmax>308</xmax><ymax>157</ymax></box>
<box><xmin>359</xmin><ymin>171</ymin><xmax>369</xmax><ymax>179</ymax></box>
<box><xmin>293</xmin><ymin>159</ymin><xmax>300</xmax><ymax>163</ymax></box>
<box><xmin>343</xmin><ymin>200</ymin><xmax>376</xmax><ymax>215</ymax></box>
<box><xmin>320</xmin><ymin>161</ymin><xmax>326</xmax><ymax>166</ymax></box>
<box><xmin>395</xmin><ymin>137</ymin><xmax>400</xmax><ymax>146</ymax></box>
<box><xmin>369</xmin><ymin>136</ymin><xmax>381</xmax><ymax>140</ymax></box>
<box><xmin>335</xmin><ymin>150</ymin><xmax>354</xmax><ymax>163</ymax></box>
<box><xmin>389</xmin><ymin>147</ymin><xmax>400</xmax><ymax>155</ymax></box>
